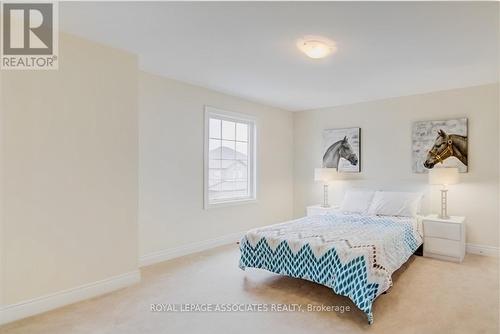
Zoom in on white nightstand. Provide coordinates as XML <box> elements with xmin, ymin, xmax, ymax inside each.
<box><xmin>306</xmin><ymin>205</ymin><xmax>339</xmax><ymax>217</ymax></box>
<box><xmin>423</xmin><ymin>215</ymin><xmax>466</xmax><ymax>263</ymax></box>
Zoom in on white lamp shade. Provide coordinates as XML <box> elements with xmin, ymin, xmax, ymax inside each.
<box><xmin>314</xmin><ymin>168</ymin><xmax>337</xmax><ymax>183</ymax></box>
<box><xmin>428</xmin><ymin>167</ymin><xmax>459</xmax><ymax>185</ymax></box>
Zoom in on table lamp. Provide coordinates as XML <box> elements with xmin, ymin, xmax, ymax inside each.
<box><xmin>428</xmin><ymin>167</ymin><xmax>459</xmax><ymax>219</ymax></box>
<box><xmin>314</xmin><ymin>168</ymin><xmax>337</xmax><ymax>208</ymax></box>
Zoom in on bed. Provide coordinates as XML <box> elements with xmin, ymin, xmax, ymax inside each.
<box><xmin>239</xmin><ymin>211</ymin><xmax>423</xmax><ymax>324</ymax></box>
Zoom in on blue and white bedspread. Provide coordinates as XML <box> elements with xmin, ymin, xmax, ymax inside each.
<box><xmin>239</xmin><ymin>212</ymin><xmax>422</xmax><ymax>324</ymax></box>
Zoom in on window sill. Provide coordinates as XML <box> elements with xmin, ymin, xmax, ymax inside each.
<box><xmin>204</xmin><ymin>198</ymin><xmax>258</xmax><ymax>210</ymax></box>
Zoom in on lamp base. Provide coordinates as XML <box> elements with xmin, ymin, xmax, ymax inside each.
<box><xmin>322</xmin><ymin>184</ymin><xmax>330</xmax><ymax>208</ymax></box>
<box><xmin>440</xmin><ymin>189</ymin><xmax>449</xmax><ymax>220</ymax></box>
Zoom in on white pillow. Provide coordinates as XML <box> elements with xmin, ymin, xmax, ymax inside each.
<box><xmin>340</xmin><ymin>190</ymin><xmax>375</xmax><ymax>214</ymax></box>
<box><xmin>367</xmin><ymin>191</ymin><xmax>423</xmax><ymax>217</ymax></box>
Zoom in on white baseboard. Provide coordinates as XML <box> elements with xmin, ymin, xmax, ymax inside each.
<box><xmin>466</xmin><ymin>243</ymin><xmax>499</xmax><ymax>257</ymax></box>
<box><xmin>139</xmin><ymin>231</ymin><xmax>243</xmax><ymax>267</ymax></box>
<box><xmin>0</xmin><ymin>270</ymin><xmax>140</xmax><ymax>326</ymax></box>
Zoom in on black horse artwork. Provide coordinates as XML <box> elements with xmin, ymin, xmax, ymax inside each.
<box><xmin>322</xmin><ymin>136</ymin><xmax>358</xmax><ymax>169</ymax></box>
<box><xmin>423</xmin><ymin>129</ymin><xmax>468</xmax><ymax>169</ymax></box>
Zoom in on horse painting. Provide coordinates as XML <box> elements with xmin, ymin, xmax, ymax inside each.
<box><xmin>423</xmin><ymin>129</ymin><xmax>468</xmax><ymax>169</ymax></box>
<box><xmin>323</xmin><ymin>136</ymin><xmax>359</xmax><ymax>170</ymax></box>
<box><xmin>412</xmin><ymin>118</ymin><xmax>468</xmax><ymax>173</ymax></box>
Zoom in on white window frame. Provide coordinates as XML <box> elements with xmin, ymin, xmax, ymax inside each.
<box><xmin>204</xmin><ymin>106</ymin><xmax>257</xmax><ymax>209</ymax></box>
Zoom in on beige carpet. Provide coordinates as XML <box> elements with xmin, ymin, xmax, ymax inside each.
<box><xmin>1</xmin><ymin>244</ymin><xmax>498</xmax><ymax>334</ymax></box>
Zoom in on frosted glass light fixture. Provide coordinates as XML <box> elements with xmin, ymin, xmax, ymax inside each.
<box><xmin>297</xmin><ymin>36</ymin><xmax>337</xmax><ymax>59</ymax></box>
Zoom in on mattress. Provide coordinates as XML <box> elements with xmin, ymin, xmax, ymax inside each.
<box><xmin>239</xmin><ymin>212</ymin><xmax>423</xmax><ymax>324</ymax></box>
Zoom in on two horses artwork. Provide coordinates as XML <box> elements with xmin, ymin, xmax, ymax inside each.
<box><xmin>323</xmin><ymin>120</ymin><xmax>468</xmax><ymax>174</ymax></box>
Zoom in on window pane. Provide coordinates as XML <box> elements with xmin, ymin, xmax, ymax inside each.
<box><xmin>235</xmin><ymin>142</ymin><xmax>248</xmax><ymax>159</ymax></box>
<box><xmin>208</xmin><ymin>181</ymin><xmax>222</xmax><ymax>199</ymax></box>
<box><xmin>209</xmin><ymin>139</ymin><xmax>221</xmax><ymax>160</ymax></box>
<box><xmin>205</xmin><ymin>110</ymin><xmax>255</xmax><ymax>206</ymax></box>
<box><xmin>236</xmin><ymin>123</ymin><xmax>248</xmax><ymax>142</ymax></box>
<box><xmin>234</xmin><ymin>180</ymin><xmax>249</xmax><ymax>198</ymax></box>
<box><xmin>235</xmin><ymin>161</ymin><xmax>248</xmax><ymax>180</ymax></box>
<box><xmin>208</xmin><ymin>159</ymin><xmax>221</xmax><ymax>192</ymax></box>
<box><xmin>208</xmin><ymin>178</ymin><xmax>220</xmax><ymax>188</ymax></box>
<box><xmin>208</xmin><ymin>159</ymin><xmax>221</xmax><ymax>169</ymax></box>
<box><xmin>220</xmin><ymin>159</ymin><xmax>234</xmax><ymax>169</ymax></box>
<box><xmin>209</xmin><ymin>118</ymin><xmax>221</xmax><ymax>139</ymax></box>
<box><xmin>221</xmin><ymin>140</ymin><xmax>236</xmax><ymax>160</ymax></box>
<box><xmin>222</xmin><ymin>120</ymin><xmax>236</xmax><ymax>140</ymax></box>
<box><xmin>218</xmin><ymin>180</ymin><xmax>247</xmax><ymax>199</ymax></box>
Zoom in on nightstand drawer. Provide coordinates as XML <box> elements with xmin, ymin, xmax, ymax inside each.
<box><xmin>424</xmin><ymin>221</ymin><xmax>461</xmax><ymax>240</ymax></box>
<box><xmin>424</xmin><ymin>237</ymin><xmax>461</xmax><ymax>258</ymax></box>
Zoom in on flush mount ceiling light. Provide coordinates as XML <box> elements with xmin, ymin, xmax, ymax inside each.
<box><xmin>297</xmin><ymin>36</ymin><xmax>337</xmax><ymax>59</ymax></box>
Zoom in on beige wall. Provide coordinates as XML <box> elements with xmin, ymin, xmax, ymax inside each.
<box><xmin>1</xmin><ymin>33</ymin><xmax>139</xmax><ymax>304</ymax></box>
<box><xmin>138</xmin><ymin>71</ymin><xmax>294</xmax><ymax>257</ymax></box>
<box><xmin>294</xmin><ymin>84</ymin><xmax>499</xmax><ymax>247</ymax></box>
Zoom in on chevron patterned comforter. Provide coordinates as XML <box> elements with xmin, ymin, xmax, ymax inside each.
<box><xmin>239</xmin><ymin>212</ymin><xmax>422</xmax><ymax>324</ymax></box>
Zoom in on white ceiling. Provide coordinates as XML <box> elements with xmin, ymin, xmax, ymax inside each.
<box><xmin>60</xmin><ymin>2</ymin><xmax>499</xmax><ymax>111</ymax></box>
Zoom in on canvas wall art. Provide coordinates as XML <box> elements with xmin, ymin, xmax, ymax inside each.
<box><xmin>322</xmin><ymin>127</ymin><xmax>360</xmax><ymax>173</ymax></box>
<box><xmin>412</xmin><ymin>118</ymin><xmax>468</xmax><ymax>173</ymax></box>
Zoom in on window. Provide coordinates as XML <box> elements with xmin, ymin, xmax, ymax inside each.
<box><xmin>204</xmin><ymin>106</ymin><xmax>256</xmax><ymax>208</ymax></box>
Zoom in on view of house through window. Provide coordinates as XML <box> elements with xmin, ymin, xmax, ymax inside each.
<box><xmin>205</xmin><ymin>108</ymin><xmax>256</xmax><ymax>206</ymax></box>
